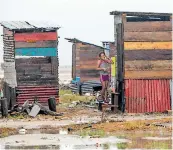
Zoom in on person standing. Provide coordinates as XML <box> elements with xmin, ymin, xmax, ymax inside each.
<box><xmin>97</xmin><ymin>52</ymin><xmax>113</xmax><ymax>103</ymax></box>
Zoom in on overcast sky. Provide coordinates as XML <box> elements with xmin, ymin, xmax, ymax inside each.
<box><xmin>0</xmin><ymin>0</ymin><xmax>172</xmax><ymax>66</ymax></box>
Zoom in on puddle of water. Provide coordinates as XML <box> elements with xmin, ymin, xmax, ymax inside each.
<box><xmin>0</xmin><ymin>128</ymin><xmax>172</xmax><ymax>149</ymax></box>
<box><xmin>0</xmin><ymin>134</ymin><xmax>129</xmax><ymax>150</ymax></box>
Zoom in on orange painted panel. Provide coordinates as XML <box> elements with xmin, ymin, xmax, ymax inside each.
<box><xmin>124</xmin><ymin>42</ymin><xmax>172</xmax><ymax>50</ymax></box>
<box><xmin>125</xmin><ymin>70</ymin><xmax>172</xmax><ymax>79</ymax></box>
<box><xmin>14</xmin><ymin>32</ymin><xmax>57</xmax><ymax>42</ymax></box>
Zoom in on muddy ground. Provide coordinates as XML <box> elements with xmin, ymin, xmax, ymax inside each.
<box><xmin>0</xmin><ymin>92</ymin><xmax>172</xmax><ymax>149</ymax></box>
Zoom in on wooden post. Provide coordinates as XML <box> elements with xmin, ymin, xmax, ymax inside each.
<box><xmin>1</xmin><ymin>98</ymin><xmax>8</xmax><ymax>118</ymax></box>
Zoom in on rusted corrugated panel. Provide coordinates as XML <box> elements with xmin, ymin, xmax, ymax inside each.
<box><xmin>16</xmin><ymin>86</ymin><xmax>59</xmax><ymax>105</ymax></box>
<box><xmin>125</xmin><ymin>79</ymin><xmax>171</xmax><ymax>113</ymax></box>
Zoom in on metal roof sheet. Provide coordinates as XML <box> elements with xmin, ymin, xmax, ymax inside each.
<box><xmin>0</xmin><ymin>21</ymin><xmax>59</xmax><ymax>31</ymax></box>
<box><xmin>65</xmin><ymin>38</ymin><xmax>107</xmax><ymax>50</ymax></box>
<box><xmin>110</xmin><ymin>11</ymin><xmax>172</xmax><ymax>16</ymax></box>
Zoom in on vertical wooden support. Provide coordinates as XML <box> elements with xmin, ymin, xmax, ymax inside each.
<box><xmin>1</xmin><ymin>98</ymin><xmax>8</xmax><ymax>118</ymax></box>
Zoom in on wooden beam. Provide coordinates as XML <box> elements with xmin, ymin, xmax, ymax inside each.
<box><xmin>125</xmin><ymin>70</ymin><xmax>172</xmax><ymax>79</ymax></box>
<box><xmin>124</xmin><ymin>31</ymin><xmax>172</xmax><ymax>42</ymax></box>
<box><xmin>124</xmin><ymin>21</ymin><xmax>172</xmax><ymax>32</ymax></box>
<box><xmin>14</xmin><ymin>32</ymin><xmax>57</xmax><ymax>42</ymax></box>
<box><xmin>124</xmin><ymin>42</ymin><xmax>172</xmax><ymax>50</ymax></box>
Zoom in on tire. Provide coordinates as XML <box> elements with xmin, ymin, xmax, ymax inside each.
<box><xmin>48</xmin><ymin>97</ymin><xmax>56</xmax><ymax>112</ymax></box>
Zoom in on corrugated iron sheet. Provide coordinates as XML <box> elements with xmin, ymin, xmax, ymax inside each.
<box><xmin>16</xmin><ymin>86</ymin><xmax>59</xmax><ymax>105</ymax></box>
<box><xmin>125</xmin><ymin>79</ymin><xmax>171</xmax><ymax>113</ymax></box>
<box><xmin>81</xmin><ymin>81</ymin><xmax>101</xmax><ymax>95</ymax></box>
<box><xmin>0</xmin><ymin>21</ymin><xmax>59</xmax><ymax>30</ymax></box>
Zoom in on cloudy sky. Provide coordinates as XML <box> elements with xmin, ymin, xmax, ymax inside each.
<box><xmin>0</xmin><ymin>0</ymin><xmax>172</xmax><ymax>66</ymax></box>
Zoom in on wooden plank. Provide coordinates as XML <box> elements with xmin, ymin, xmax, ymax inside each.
<box><xmin>14</xmin><ymin>32</ymin><xmax>57</xmax><ymax>42</ymax></box>
<box><xmin>124</xmin><ymin>42</ymin><xmax>172</xmax><ymax>50</ymax></box>
<box><xmin>124</xmin><ymin>21</ymin><xmax>172</xmax><ymax>32</ymax></box>
<box><xmin>125</xmin><ymin>70</ymin><xmax>172</xmax><ymax>79</ymax></box>
<box><xmin>15</xmin><ymin>48</ymin><xmax>57</xmax><ymax>56</ymax></box>
<box><xmin>78</xmin><ymin>65</ymin><xmax>97</xmax><ymax>69</ymax></box>
<box><xmin>125</xmin><ymin>60</ymin><xmax>172</xmax><ymax>71</ymax></box>
<box><xmin>124</xmin><ymin>32</ymin><xmax>172</xmax><ymax>42</ymax></box>
<box><xmin>125</xmin><ymin>50</ymin><xmax>172</xmax><ymax>60</ymax></box>
<box><xmin>15</xmin><ymin>41</ymin><xmax>57</xmax><ymax>48</ymax></box>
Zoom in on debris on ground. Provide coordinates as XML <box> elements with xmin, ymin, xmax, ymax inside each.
<box><xmin>8</xmin><ymin>100</ymin><xmax>63</xmax><ymax>118</ymax></box>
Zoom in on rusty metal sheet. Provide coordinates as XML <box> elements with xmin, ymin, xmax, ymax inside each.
<box><xmin>124</xmin><ymin>21</ymin><xmax>172</xmax><ymax>32</ymax></box>
<box><xmin>125</xmin><ymin>60</ymin><xmax>172</xmax><ymax>71</ymax></box>
<box><xmin>16</xmin><ymin>86</ymin><xmax>59</xmax><ymax>105</ymax></box>
<box><xmin>124</xmin><ymin>31</ymin><xmax>172</xmax><ymax>42</ymax></box>
<box><xmin>125</xmin><ymin>79</ymin><xmax>171</xmax><ymax>113</ymax></box>
<box><xmin>125</xmin><ymin>50</ymin><xmax>172</xmax><ymax>60</ymax></box>
<box><xmin>124</xmin><ymin>42</ymin><xmax>172</xmax><ymax>50</ymax></box>
<box><xmin>125</xmin><ymin>70</ymin><xmax>172</xmax><ymax>79</ymax></box>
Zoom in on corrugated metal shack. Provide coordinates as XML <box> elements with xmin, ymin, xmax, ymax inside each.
<box><xmin>0</xmin><ymin>21</ymin><xmax>59</xmax><ymax>108</ymax></box>
<box><xmin>110</xmin><ymin>11</ymin><xmax>172</xmax><ymax>113</ymax></box>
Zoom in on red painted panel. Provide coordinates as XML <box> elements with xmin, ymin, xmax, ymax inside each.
<box><xmin>14</xmin><ymin>32</ymin><xmax>57</xmax><ymax>42</ymax></box>
<box><xmin>16</xmin><ymin>86</ymin><xmax>59</xmax><ymax>105</ymax></box>
<box><xmin>125</xmin><ymin>79</ymin><xmax>171</xmax><ymax>113</ymax></box>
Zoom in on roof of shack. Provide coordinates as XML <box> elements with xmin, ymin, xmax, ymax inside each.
<box><xmin>65</xmin><ymin>38</ymin><xmax>108</xmax><ymax>50</ymax></box>
<box><xmin>0</xmin><ymin>21</ymin><xmax>60</xmax><ymax>31</ymax></box>
<box><xmin>110</xmin><ymin>11</ymin><xmax>172</xmax><ymax>16</ymax></box>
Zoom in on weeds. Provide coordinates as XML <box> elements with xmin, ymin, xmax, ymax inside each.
<box><xmin>0</xmin><ymin>127</ymin><xmax>17</xmax><ymax>138</ymax></box>
<box><xmin>116</xmin><ymin>143</ymin><xmax>128</xmax><ymax>149</ymax></box>
<box><xmin>79</xmin><ymin>129</ymin><xmax>105</xmax><ymax>138</ymax></box>
<box><xmin>59</xmin><ymin>90</ymin><xmax>95</xmax><ymax>104</ymax></box>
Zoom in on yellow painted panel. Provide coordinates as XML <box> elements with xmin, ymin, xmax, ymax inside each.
<box><xmin>111</xmin><ymin>57</ymin><xmax>117</xmax><ymax>77</ymax></box>
<box><xmin>124</xmin><ymin>42</ymin><xmax>172</xmax><ymax>50</ymax></box>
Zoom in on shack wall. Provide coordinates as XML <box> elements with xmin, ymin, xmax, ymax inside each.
<box><xmin>121</xmin><ymin>14</ymin><xmax>172</xmax><ymax>113</ymax></box>
<box><xmin>14</xmin><ymin>31</ymin><xmax>59</xmax><ymax>105</ymax></box>
<box><xmin>73</xmin><ymin>42</ymin><xmax>104</xmax><ymax>82</ymax></box>
<box><xmin>123</xmin><ymin>17</ymin><xmax>172</xmax><ymax>79</ymax></box>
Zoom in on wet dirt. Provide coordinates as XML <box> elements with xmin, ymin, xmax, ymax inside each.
<box><xmin>0</xmin><ymin>127</ymin><xmax>172</xmax><ymax>150</ymax></box>
<box><xmin>0</xmin><ymin>105</ymin><xmax>172</xmax><ymax>149</ymax></box>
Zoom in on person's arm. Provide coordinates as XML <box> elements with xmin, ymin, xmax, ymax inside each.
<box><xmin>96</xmin><ymin>60</ymin><xmax>106</xmax><ymax>71</ymax></box>
<box><xmin>104</xmin><ymin>57</ymin><xmax>114</xmax><ymax>64</ymax></box>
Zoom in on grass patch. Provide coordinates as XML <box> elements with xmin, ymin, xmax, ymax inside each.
<box><xmin>79</xmin><ymin>129</ymin><xmax>105</xmax><ymax>138</ymax></box>
<box><xmin>59</xmin><ymin>90</ymin><xmax>95</xmax><ymax>104</ymax></box>
<box><xmin>0</xmin><ymin>127</ymin><xmax>17</xmax><ymax>138</ymax></box>
<box><xmin>59</xmin><ymin>89</ymin><xmax>72</xmax><ymax>96</ymax></box>
<box><xmin>117</xmin><ymin>143</ymin><xmax>128</xmax><ymax>149</ymax></box>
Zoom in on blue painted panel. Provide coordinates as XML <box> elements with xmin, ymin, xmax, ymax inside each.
<box><xmin>15</xmin><ymin>48</ymin><xmax>57</xmax><ymax>56</ymax></box>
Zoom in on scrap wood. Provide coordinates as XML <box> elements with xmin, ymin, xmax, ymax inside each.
<box><xmin>34</xmin><ymin>101</ymin><xmax>63</xmax><ymax>116</ymax></box>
